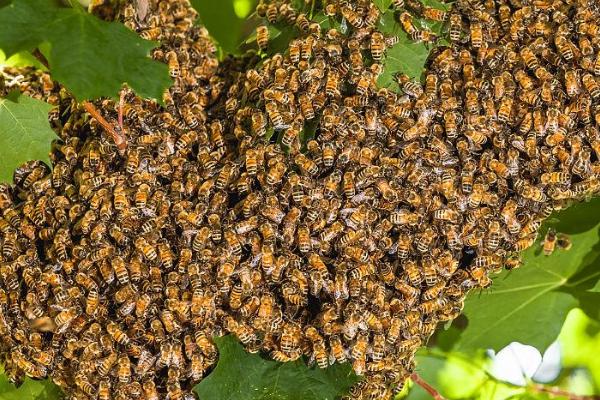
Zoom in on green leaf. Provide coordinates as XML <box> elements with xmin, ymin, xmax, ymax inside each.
<box><xmin>0</xmin><ymin>0</ymin><xmax>171</xmax><ymax>101</ymax></box>
<box><xmin>589</xmin><ymin>280</ymin><xmax>600</xmax><ymax>292</ymax></box>
<box><xmin>0</xmin><ymin>365</ymin><xmax>62</xmax><ymax>400</ymax></box>
<box><xmin>0</xmin><ymin>92</ymin><xmax>56</xmax><ymax>183</ymax></box>
<box><xmin>300</xmin><ymin>116</ymin><xmax>320</xmax><ymax>151</ymax></box>
<box><xmin>263</xmin><ymin>26</ymin><xmax>298</xmax><ymax>56</ymax></box>
<box><xmin>373</xmin><ymin>0</ymin><xmax>393</xmax><ymax>12</ymax></box>
<box><xmin>0</xmin><ymin>0</ymin><xmax>57</xmax><ymax>57</ymax></box>
<box><xmin>453</xmin><ymin>198</ymin><xmax>600</xmax><ymax>353</ymax></box>
<box><xmin>194</xmin><ymin>336</ymin><xmax>359</xmax><ymax>400</ymax></box>
<box><xmin>49</xmin><ymin>7</ymin><xmax>171</xmax><ymax>101</ymax></box>
<box><xmin>191</xmin><ymin>0</ymin><xmax>246</xmax><ymax>56</ymax></box>
<box><xmin>264</xmin><ymin>127</ymin><xmax>275</xmax><ymax>142</ymax></box>
<box><xmin>377</xmin><ymin>12</ymin><xmax>430</xmax><ymax>90</ymax></box>
<box><xmin>422</xmin><ymin>0</ymin><xmax>451</xmax><ymax>11</ymax></box>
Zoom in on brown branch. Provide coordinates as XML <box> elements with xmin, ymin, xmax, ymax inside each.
<box><xmin>82</xmin><ymin>101</ymin><xmax>127</xmax><ymax>154</ymax></box>
<box><xmin>32</xmin><ymin>48</ymin><xmax>50</xmax><ymax>69</ymax></box>
<box><xmin>530</xmin><ymin>384</ymin><xmax>600</xmax><ymax>400</ymax></box>
<box><xmin>411</xmin><ymin>373</ymin><xmax>446</xmax><ymax>400</ymax></box>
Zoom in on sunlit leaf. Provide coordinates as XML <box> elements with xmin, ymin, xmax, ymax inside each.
<box><xmin>0</xmin><ymin>365</ymin><xmax>62</xmax><ymax>400</ymax></box>
<box><xmin>233</xmin><ymin>0</ymin><xmax>256</xmax><ymax>18</ymax></box>
<box><xmin>405</xmin><ymin>349</ymin><xmax>488</xmax><ymax>400</ymax></box>
<box><xmin>0</xmin><ymin>49</ymin><xmax>47</xmax><ymax>69</ymax></box>
<box><xmin>558</xmin><ymin>309</ymin><xmax>600</xmax><ymax>390</ymax></box>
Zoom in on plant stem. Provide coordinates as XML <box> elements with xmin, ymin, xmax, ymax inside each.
<box><xmin>32</xmin><ymin>49</ymin><xmax>50</xmax><ymax>69</ymax></box>
<box><xmin>82</xmin><ymin>101</ymin><xmax>127</xmax><ymax>154</ymax></box>
<box><xmin>411</xmin><ymin>373</ymin><xmax>446</xmax><ymax>400</ymax></box>
<box><xmin>530</xmin><ymin>384</ymin><xmax>600</xmax><ymax>400</ymax></box>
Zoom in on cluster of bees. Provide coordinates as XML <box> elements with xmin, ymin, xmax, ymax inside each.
<box><xmin>0</xmin><ymin>1</ymin><xmax>221</xmax><ymax>399</ymax></box>
<box><xmin>0</xmin><ymin>0</ymin><xmax>599</xmax><ymax>399</ymax></box>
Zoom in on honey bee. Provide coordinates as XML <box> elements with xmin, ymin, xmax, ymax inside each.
<box><xmin>297</xmin><ymin>225</ymin><xmax>311</xmax><ymax>253</ymax></box>
<box><xmin>298</xmin><ymin>93</ymin><xmax>315</xmax><ymax>120</ymax></box>
<box><xmin>542</xmin><ymin>228</ymin><xmax>557</xmax><ymax>256</ymax></box>
<box><xmin>256</xmin><ymin>25</ymin><xmax>269</xmax><ymax>50</ymax></box>
<box><xmin>288</xmin><ymin>39</ymin><xmax>301</xmax><ymax>63</ymax></box>
<box><xmin>433</xmin><ymin>208</ymin><xmax>459</xmax><ymax>223</ymax></box>
<box><xmin>98</xmin><ymin>379</ymin><xmax>111</xmax><ymax>400</ymax></box>
<box><xmin>135</xmin><ymin>237</ymin><xmax>157</xmax><ymax>261</ymax></box>
<box><xmin>325</xmin><ymin>69</ymin><xmax>340</xmax><ymax>98</ymax></box>
<box><xmin>97</xmin><ymin>352</ymin><xmax>118</xmax><ymax>377</ymax></box>
<box><xmin>399</xmin><ymin>12</ymin><xmax>417</xmax><ymax>36</ymax></box>
<box><xmin>107</xmin><ymin>322</ymin><xmax>130</xmax><ymax>346</ymax></box>
<box><xmin>514</xmin><ymin>234</ymin><xmax>537</xmax><ymax>252</ymax></box>
<box><xmin>557</xmin><ymin>233</ymin><xmax>572</xmax><ymax>250</ymax></box>
<box><xmin>423</xmin><ymin>6</ymin><xmax>447</xmax><ymax>21</ymax></box>
<box><xmin>496</xmin><ymin>96</ymin><xmax>514</xmax><ymax>124</ymax></box>
<box><xmin>295</xmin><ymin>153</ymin><xmax>319</xmax><ymax>176</ymax></box>
<box><xmin>540</xmin><ymin>171</ymin><xmax>569</xmax><ymax>185</ymax></box>
<box><xmin>310</xmin><ymin>340</ymin><xmax>328</xmax><ymax>369</ymax></box>
<box><xmin>443</xmin><ymin>14</ymin><xmax>462</xmax><ymax>44</ymax></box>
<box><xmin>281</xmin><ymin>120</ymin><xmax>302</xmax><ymax>148</ymax></box>
<box><xmin>165</xmin><ymin>51</ymin><xmax>181</xmax><ymax>78</ymax></box>
<box><xmin>54</xmin><ymin>307</ymin><xmax>77</xmax><ymax>332</ymax></box>
<box><xmin>351</xmin><ymin>331</ymin><xmax>368</xmax><ymax>375</ymax></box>
<box><xmin>469</xmin><ymin>266</ymin><xmax>492</xmax><ymax>288</ymax></box>
<box><xmin>555</xmin><ymin>35</ymin><xmax>574</xmax><ymax>61</ymax></box>
<box><xmin>583</xmin><ymin>73</ymin><xmax>600</xmax><ymax>99</ymax></box>
<box><xmin>469</xmin><ymin>22</ymin><xmax>483</xmax><ymax>48</ymax></box>
<box><xmin>280</xmin><ymin>322</ymin><xmax>301</xmax><ymax>354</ymax></box>
<box><xmin>520</xmin><ymin>47</ymin><xmax>539</xmax><ymax>70</ymax></box>
<box><xmin>415</xmin><ymin>227</ymin><xmax>436</xmax><ymax>253</ymax></box>
<box><xmin>370</xmin><ymin>32</ymin><xmax>385</xmax><ymax>61</ymax></box>
<box><xmin>264</xmin><ymin>161</ymin><xmax>286</xmax><ymax>187</ymax></box>
<box><xmin>412</xmin><ymin>29</ymin><xmax>438</xmax><ymax>43</ymax></box>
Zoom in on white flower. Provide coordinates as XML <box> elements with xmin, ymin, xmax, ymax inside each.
<box><xmin>487</xmin><ymin>341</ymin><xmax>561</xmax><ymax>386</ymax></box>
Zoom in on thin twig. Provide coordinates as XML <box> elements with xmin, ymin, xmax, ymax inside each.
<box><xmin>421</xmin><ymin>348</ymin><xmax>600</xmax><ymax>400</ymax></box>
<box><xmin>82</xmin><ymin>101</ymin><xmax>127</xmax><ymax>154</ymax></box>
<box><xmin>530</xmin><ymin>384</ymin><xmax>600</xmax><ymax>400</ymax></box>
<box><xmin>32</xmin><ymin>48</ymin><xmax>50</xmax><ymax>69</ymax></box>
<box><xmin>411</xmin><ymin>373</ymin><xmax>446</xmax><ymax>400</ymax></box>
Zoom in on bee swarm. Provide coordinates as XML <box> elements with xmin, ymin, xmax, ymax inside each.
<box><xmin>0</xmin><ymin>0</ymin><xmax>599</xmax><ymax>399</ymax></box>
